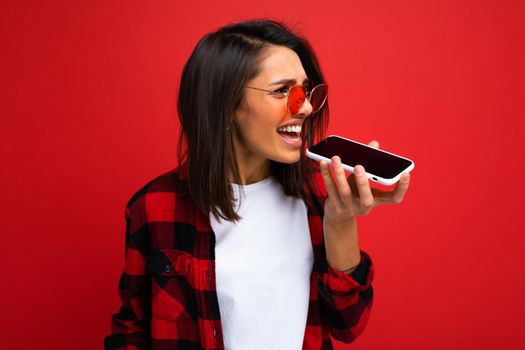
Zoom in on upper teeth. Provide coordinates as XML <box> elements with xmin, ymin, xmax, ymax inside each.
<box><xmin>277</xmin><ymin>125</ymin><xmax>301</xmax><ymax>133</ymax></box>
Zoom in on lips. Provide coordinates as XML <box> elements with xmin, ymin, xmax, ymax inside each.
<box><xmin>277</xmin><ymin>124</ymin><xmax>302</xmax><ymax>147</ymax></box>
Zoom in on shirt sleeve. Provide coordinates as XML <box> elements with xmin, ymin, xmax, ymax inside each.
<box><xmin>104</xmin><ymin>198</ymin><xmax>151</xmax><ymax>350</ymax></box>
<box><xmin>314</xmin><ymin>250</ymin><xmax>374</xmax><ymax>343</ymax></box>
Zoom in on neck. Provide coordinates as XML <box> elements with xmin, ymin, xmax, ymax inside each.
<box><xmin>229</xmin><ymin>127</ymin><xmax>272</xmax><ymax>185</ymax></box>
<box><xmin>229</xmin><ymin>154</ymin><xmax>271</xmax><ymax>185</ymax></box>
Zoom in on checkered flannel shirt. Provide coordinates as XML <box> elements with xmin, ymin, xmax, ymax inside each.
<box><xmin>104</xmin><ymin>167</ymin><xmax>374</xmax><ymax>350</ymax></box>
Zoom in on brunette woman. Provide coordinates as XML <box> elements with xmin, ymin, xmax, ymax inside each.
<box><xmin>105</xmin><ymin>19</ymin><xmax>410</xmax><ymax>350</ymax></box>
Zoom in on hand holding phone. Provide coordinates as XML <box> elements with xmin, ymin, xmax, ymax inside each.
<box><xmin>306</xmin><ymin>135</ymin><xmax>415</xmax><ymax>186</ymax></box>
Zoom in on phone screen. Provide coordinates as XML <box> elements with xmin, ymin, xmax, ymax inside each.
<box><xmin>308</xmin><ymin>136</ymin><xmax>413</xmax><ymax>179</ymax></box>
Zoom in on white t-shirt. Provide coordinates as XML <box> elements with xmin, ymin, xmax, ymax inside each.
<box><xmin>210</xmin><ymin>176</ymin><xmax>314</xmax><ymax>350</ymax></box>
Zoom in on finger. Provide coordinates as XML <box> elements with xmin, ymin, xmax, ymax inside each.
<box><xmin>372</xmin><ymin>172</ymin><xmax>411</xmax><ymax>205</ymax></box>
<box><xmin>354</xmin><ymin>165</ymin><xmax>375</xmax><ymax>211</ymax></box>
<box><xmin>320</xmin><ymin>160</ymin><xmax>342</xmax><ymax>204</ymax></box>
<box><xmin>391</xmin><ymin>172</ymin><xmax>410</xmax><ymax>204</ymax></box>
<box><xmin>347</xmin><ymin>173</ymin><xmax>359</xmax><ymax>196</ymax></box>
<box><xmin>368</xmin><ymin>140</ymin><xmax>380</xmax><ymax>149</ymax></box>
<box><xmin>331</xmin><ymin>156</ymin><xmax>353</xmax><ymax>204</ymax></box>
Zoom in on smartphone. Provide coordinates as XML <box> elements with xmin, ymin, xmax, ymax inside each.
<box><xmin>306</xmin><ymin>135</ymin><xmax>415</xmax><ymax>186</ymax></box>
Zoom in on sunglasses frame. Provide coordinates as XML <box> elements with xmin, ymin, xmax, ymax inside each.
<box><xmin>245</xmin><ymin>83</ymin><xmax>328</xmax><ymax>114</ymax></box>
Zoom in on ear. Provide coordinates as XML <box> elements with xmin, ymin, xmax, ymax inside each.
<box><xmin>232</xmin><ymin>98</ymin><xmax>250</xmax><ymax>126</ymax></box>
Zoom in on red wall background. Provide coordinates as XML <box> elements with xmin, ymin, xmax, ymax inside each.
<box><xmin>2</xmin><ymin>0</ymin><xmax>524</xmax><ymax>349</ymax></box>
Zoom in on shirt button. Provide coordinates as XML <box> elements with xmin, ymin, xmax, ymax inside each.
<box><xmin>164</xmin><ymin>264</ymin><xmax>172</xmax><ymax>273</ymax></box>
<box><xmin>213</xmin><ymin>328</ymin><xmax>217</xmax><ymax>336</ymax></box>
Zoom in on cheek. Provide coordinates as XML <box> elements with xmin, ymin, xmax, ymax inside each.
<box><xmin>256</xmin><ymin>104</ymin><xmax>288</xmax><ymax>131</ymax></box>
<box><xmin>264</xmin><ymin>105</ymin><xmax>288</xmax><ymax>138</ymax></box>
<box><xmin>242</xmin><ymin>100</ymin><xmax>288</xmax><ymax>137</ymax></box>
<box><xmin>279</xmin><ymin>102</ymin><xmax>289</xmax><ymax>118</ymax></box>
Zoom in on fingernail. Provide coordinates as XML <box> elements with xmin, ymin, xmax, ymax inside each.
<box><xmin>355</xmin><ymin>166</ymin><xmax>364</xmax><ymax>176</ymax></box>
<box><xmin>404</xmin><ymin>173</ymin><xmax>410</xmax><ymax>182</ymax></box>
<box><xmin>333</xmin><ymin>157</ymin><xmax>341</xmax><ymax>166</ymax></box>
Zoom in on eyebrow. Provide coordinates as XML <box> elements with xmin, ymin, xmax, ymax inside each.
<box><xmin>269</xmin><ymin>78</ymin><xmax>310</xmax><ymax>86</ymax></box>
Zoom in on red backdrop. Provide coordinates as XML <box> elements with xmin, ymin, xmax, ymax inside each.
<box><xmin>2</xmin><ymin>0</ymin><xmax>524</xmax><ymax>349</ymax></box>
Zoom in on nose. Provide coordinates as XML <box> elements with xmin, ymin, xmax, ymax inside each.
<box><xmin>294</xmin><ymin>96</ymin><xmax>313</xmax><ymax>118</ymax></box>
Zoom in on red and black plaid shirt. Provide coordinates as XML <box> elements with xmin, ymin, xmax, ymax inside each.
<box><xmin>104</xmin><ymin>167</ymin><xmax>374</xmax><ymax>350</ymax></box>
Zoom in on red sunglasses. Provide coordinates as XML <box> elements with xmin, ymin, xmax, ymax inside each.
<box><xmin>246</xmin><ymin>83</ymin><xmax>329</xmax><ymax>114</ymax></box>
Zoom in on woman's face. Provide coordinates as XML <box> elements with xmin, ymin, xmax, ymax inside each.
<box><xmin>232</xmin><ymin>45</ymin><xmax>313</xmax><ymax>176</ymax></box>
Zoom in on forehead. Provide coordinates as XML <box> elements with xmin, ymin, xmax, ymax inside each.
<box><xmin>254</xmin><ymin>45</ymin><xmax>307</xmax><ymax>84</ymax></box>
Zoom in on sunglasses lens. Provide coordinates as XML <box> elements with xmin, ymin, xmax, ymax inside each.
<box><xmin>288</xmin><ymin>86</ymin><xmax>306</xmax><ymax>114</ymax></box>
<box><xmin>310</xmin><ymin>84</ymin><xmax>328</xmax><ymax>113</ymax></box>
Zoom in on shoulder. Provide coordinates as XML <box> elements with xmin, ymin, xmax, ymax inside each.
<box><xmin>125</xmin><ymin>166</ymin><xmax>189</xmax><ymax>216</ymax></box>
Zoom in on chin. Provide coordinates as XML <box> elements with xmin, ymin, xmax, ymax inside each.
<box><xmin>274</xmin><ymin>152</ymin><xmax>301</xmax><ymax>165</ymax></box>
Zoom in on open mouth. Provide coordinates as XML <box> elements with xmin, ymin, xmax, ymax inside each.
<box><xmin>277</xmin><ymin>125</ymin><xmax>302</xmax><ymax>145</ymax></box>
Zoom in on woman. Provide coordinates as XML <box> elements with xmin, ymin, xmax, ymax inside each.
<box><xmin>105</xmin><ymin>19</ymin><xmax>410</xmax><ymax>350</ymax></box>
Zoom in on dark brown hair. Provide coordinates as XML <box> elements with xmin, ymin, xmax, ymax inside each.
<box><xmin>177</xmin><ymin>19</ymin><xmax>329</xmax><ymax>221</ymax></box>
